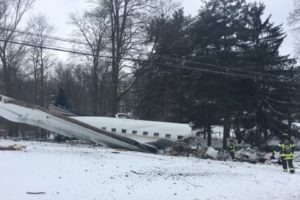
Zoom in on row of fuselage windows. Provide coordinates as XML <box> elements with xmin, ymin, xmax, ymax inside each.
<box><xmin>101</xmin><ymin>127</ymin><xmax>184</xmax><ymax>140</ymax></box>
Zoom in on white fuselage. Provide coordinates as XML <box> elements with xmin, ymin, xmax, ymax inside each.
<box><xmin>72</xmin><ymin>116</ymin><xmax>194</xmax><ymax>144</ymax></box>
<box><xmin>0</xmin><ymin>95</ymin><xmax>193</xmax><ymax>151</ymax></box>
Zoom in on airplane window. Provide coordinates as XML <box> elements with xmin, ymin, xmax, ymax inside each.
<box><xmin>121</xmin><ymin>129</ymin><xmax>126</xmax><ymax>133</ymax></box>
<box><xmin>102</xmin><ymin>127</ymin><xmax>106</xmax><ymax>130</ymax></box>
<box><xmin>132</xmin><ymin>130</ymin><xmax>137</xmax><ymax>134</ymax></box>
<box><xmin>154</xmin><ymin>133</ymin><xmax>159</xmax><ymax>137</ymax></box>
<box><xmin>165</xmin><ymin>134</ymin><xmax>171</xmax><ymax>139</ymax></box>
<box><xmin>111</xmin><ymin>128</ymin><xmax>116</xmax><ymax>132</ymax></box>
<box><xmin>177</xmin><ymin>135</ymin><xmax>183</xmax><ymax>140</ymax></box>
<box><xmin>143</xmin><ymin>131</ymin><xmax>148</xmax><ymax>136</ymax></box>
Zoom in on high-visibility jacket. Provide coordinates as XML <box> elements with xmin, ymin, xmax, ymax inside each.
<box><xmin>228</xmin><ymin>144</ymin><xmax>236</xmax><ymax>153</ymax></box>
<box><xmin>278</xmin><ymin>143</ymin><xmax>295</xmax><ymax>160</ymax></box>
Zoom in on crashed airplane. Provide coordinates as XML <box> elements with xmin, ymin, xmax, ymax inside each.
<box><xmin>0</xmin><ymin>95</ymin><xmax>194</xmax><ymax>153</ymax></box>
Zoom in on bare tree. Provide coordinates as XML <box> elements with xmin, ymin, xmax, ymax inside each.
<box><xmin>0</xmin><ymin>0</ymin><xmax>35</xmax><ymax>137</ymax></box>
<box><xmin>89</xmin><ymin>0</ymin><xmax>154</xmax><ymax>116</ymax></box>
<box><xmin>26</xmin><ymin>14</ymin><xmax>55</xmax><ymax>107</ymax></box>
<box><xmin>70</xmin><ymin>0</ymin><xmax>179</xmax><ymax>116</ymax></box>
<box><xmin>70</xmin><ymin>12</ymin><xmax>107</xmax><ymax>115</ymax></box>
<box><xmin>152</xmin><ymin>0</ymin><xmax>181</xmax><ymax>19</ymax></box>
<box><xmin>0</xmin><ymin>0</ymin><xmax>35</xmax><ymax>96</ymax></box>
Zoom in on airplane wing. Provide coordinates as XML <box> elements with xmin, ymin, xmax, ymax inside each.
<box><xmin>0</xmin><ymin>95</ymin><xmax>157</xmax><ymax>153</ymax></box>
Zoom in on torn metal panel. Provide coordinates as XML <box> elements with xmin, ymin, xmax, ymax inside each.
<box><xmin>0</xmin><ymin>95</ymin><xmax>157</xmax><ymax>153</ymax></box>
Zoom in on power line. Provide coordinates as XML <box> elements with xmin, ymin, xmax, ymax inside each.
<box><xmin>152</xmin><ymin>61</ymin><xmax>298</xmax><ymax>86</ymax></box>
<box><xmin>153</xmin><ymin>54</ymin><xmax>295</xmax><ymax>78</ymax></box>
<box><xmin>0</xmin><ymin>27</ymin><xmax>90</xmax><ymax>47</ymax></box>
<box><xmin>1</xmin><ymin>27</ymin><xmax>296</xmax><ymax>79</ymax></box>
<box><xmin>2</xmin><ymin>26</ymin><xmax>299</xmax><ymax>83</ymax></box>
<box><xmin>0</xmin><ymin>38</ymin><xmax>298</xmax><ymax>86</ymax></box>
<box><xmin>0</xmin><ymin>38</ymin><xmax>112</xmax><ymax>59</ymax></box>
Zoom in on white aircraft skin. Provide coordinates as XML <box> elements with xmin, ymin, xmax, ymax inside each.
<box><xmin>0</xmin><ymin>95</ymin><xmax>194</xmax><ymax>152</ymax></box>
<box><xmin>72</xmin><ymin>116</ymin><xmax>194</xmax><ymax>144</ymax></box>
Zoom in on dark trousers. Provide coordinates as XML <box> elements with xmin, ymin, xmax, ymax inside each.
<box><xmin>282</xmin><ymin>159</ymin><xmax>294</xmax><ymax>170</ymax></box>
<box><xmin>230</xmin><ymin>151</ymin><xmax>235</xmax><ymax>159</ymax></box>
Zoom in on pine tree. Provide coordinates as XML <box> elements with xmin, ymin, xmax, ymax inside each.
<box><xmin>134</xmin><ymin>9</ymin><xmax>189</xmax><ymax>122</ymax></box>
<box><xmin>186</xmin><ymin>0</ymin><xmax>296</xmax><ymax>147</ymax></box>
<box><xmin>186</xmin><ymin>0</ymin><xmax>248</xmax><ymax>148</ymax></box>
<box><xmin>237</xmin><ymin>2</ymin><xmax>296</xmax><ymax>143</ymax></box>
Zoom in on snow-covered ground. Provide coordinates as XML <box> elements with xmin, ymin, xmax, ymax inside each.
<box><xmin>0</xmin><ymin>140</ymin><xmax>299</xmax><ymax>200</ymax></box>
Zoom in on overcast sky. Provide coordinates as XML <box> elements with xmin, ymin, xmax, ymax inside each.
<box><xmin>22</xmin><ymin>0</ymin><xmax>296</xmax><ymax>60</ymax></box>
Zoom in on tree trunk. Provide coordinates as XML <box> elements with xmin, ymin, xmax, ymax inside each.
<box><xmin>207</xmin><ymin>124</ymin><xmax>212</xmax><ymax>147</ymax></box>
<box><xmin>2</xmin><ymin>60</ymin><xmax>13</xmax><ymax>96</ymax></box>
<box><xmin>92</xmin><ymin>59</ymin><xmax>99</xmax><ymax>115</ymax></box>
<box><xmin>223</xmin><ymin>112</ymin><xmax>230</xmax><ymax>149</ymax></box>
<box><xmin>223</xmin><ymin>80</ymin><xmax>230</xmax><ymax>149</ymax></box>
<box><xmin>235</xmin><ymin>126</ymin><xmax>242</xmax><ymax>144</ymax></box>
<box><xmin>40</xmin><ymin>62</ymin><xmax>45</xmax><ymax>107</ymax></box>
<box><xmin>1</xmin><ymin>58</ymin><xmax>18</xmax><ymax>137</ymax></box>
<box><xmin>34</xmin><ymin>66</ymin><xmax>38</xmax><ymax>104</ymax></box>
<box><xmin>111</xmin><ymin>67</ymin><xmax>119</xmax><ymax>116</ymax></box>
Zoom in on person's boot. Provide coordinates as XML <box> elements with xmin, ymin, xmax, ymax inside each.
<box><xmin>290</xmin><ymin>168</ymin><xmax>295</xmax><ymax>174</ymax></box>
<box><xmin>283</xmin><ymin>169</ymin><xmax>288</xmax><ymax>172</ymax></box>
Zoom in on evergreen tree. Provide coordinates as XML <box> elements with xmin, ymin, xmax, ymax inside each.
<box><xmin>134</xmin><ymin>9</ymin><xmax>189</xmax><ymax>122</ymax></box>
<box><xmin>134</xmin><ymin>0</ymin><xmax>296</xmax><ymax>147</ymax></box>
<box><xmin>186</xmin><ymin>0</ymin><xmax>296</xmax><ymax>147</ymax></box>
<box><xmin>186</xmin><ymin>0</ymin><xmax>247</xmax><ymax>148</ymax></box>
<box><xmin>238</xmin><ymin>2</ymin><xmax>296</xmax><ymax>143</ymax></box>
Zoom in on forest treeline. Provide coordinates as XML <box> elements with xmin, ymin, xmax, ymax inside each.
<box><xmin>1</xmin><ymin>0</ymin><xmax>300</xmax><ymax>148</ymax></box>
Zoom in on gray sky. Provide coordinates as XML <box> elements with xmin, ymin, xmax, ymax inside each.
<box><xmin>23</xmin><ymin>0</ymin><xmax>295</xmax><ymax>59</ymax></box>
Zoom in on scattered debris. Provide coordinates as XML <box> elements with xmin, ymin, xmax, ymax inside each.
<box><xmin>294</xmin><ymin>152</ymin><xmax>300</xmax><ymax>162</ymax></box>
<box><xmin>130</xmin><ymin>170</ymin><xmax>145</xmax><ymax>175</ymax></box>
<box><xmin>169</xmin><ymin>144</ymin><xmax>202</xmax><ymax>157</ymax></box>
<box><xmin>205</xmin><ymin>147</ymin><xmax>218</xmax><ymax>159</ymax></box>
<box><xmin>183</xmin><ymin>179</ymin><xmax>204</xmax><ymax>188</ymax></box>
<box><xmin>26</xmin><ymin>192</ymin><xmax>46</xmax><ymax>195</ymax></box>
<box><xmin>167</xmin><ymin>141</ymin><xmax>273</xmax><ymax>164</ymax></box>
<box><xmin>216</xmin><ymin>150</ymin><xmax>231</xmax><ymax>161</ymax></box>
<box><xmin>0</xmin><ymin>144</ymin><xmax>26</xmax><ymax>151</ymax></box>
<box><xmin>235</xmin><ymin>147</ymin><xmax>267</xmax><ymax>164</ymax></box>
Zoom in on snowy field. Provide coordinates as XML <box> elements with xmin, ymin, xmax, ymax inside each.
<box><xmin>0</xmin><ymin>140</ymin><xmax>299</xmax><ymax>200</ymax></box>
